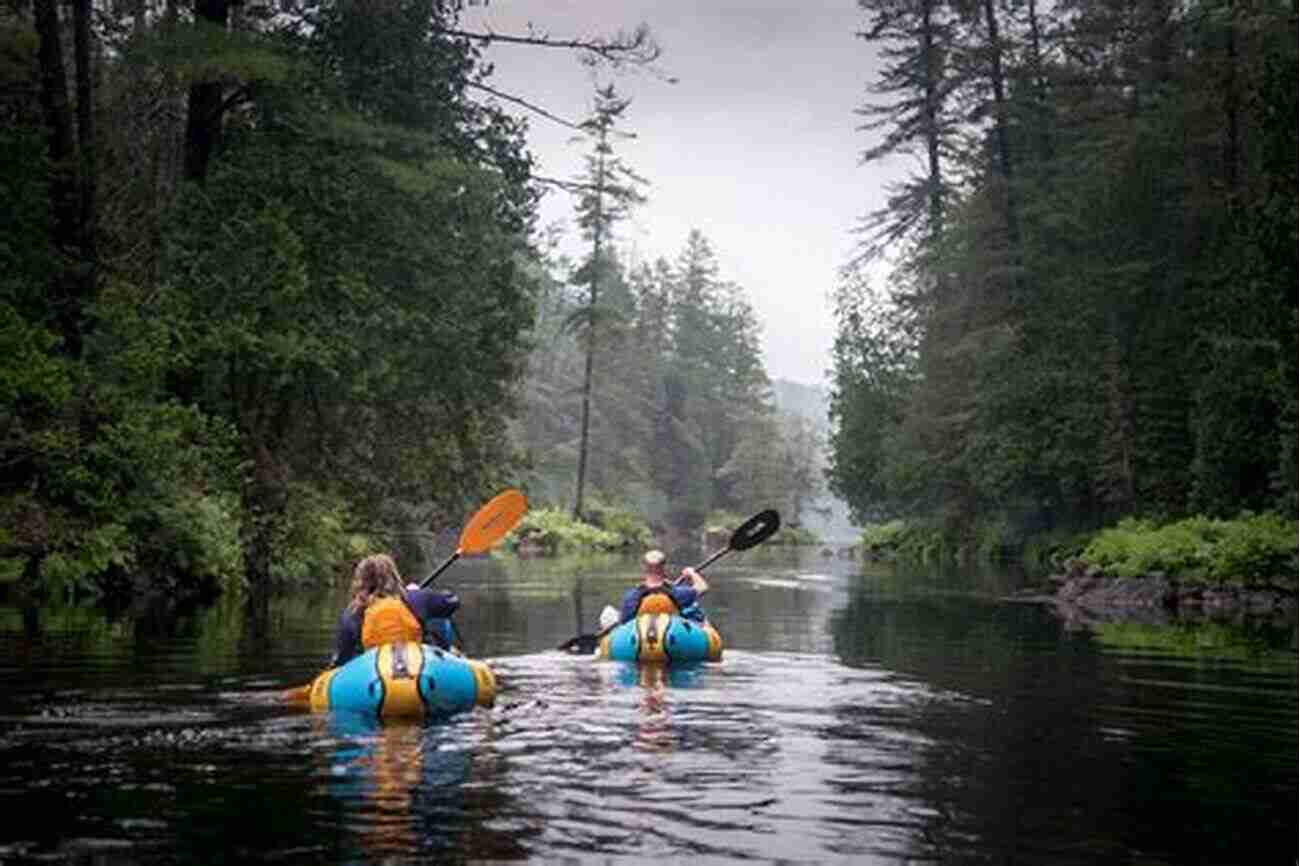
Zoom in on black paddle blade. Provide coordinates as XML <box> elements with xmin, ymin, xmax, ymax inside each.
<box><xmin>729</xmin><ymin>509</ymin><xmax>780</xmax><ymax>551</ymax></box>
<box><xmin>557</xmin><ymin>633</ymin><xmax>600</xmax><ymax>655</ymax></box>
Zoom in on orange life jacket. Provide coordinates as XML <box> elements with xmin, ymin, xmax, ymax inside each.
<box><xmin>634</xmin><ymin>586</ymin><xmax>680</xmax><ymax>616</ymax></box>
<box><xmin>361</xmin><ymin>596</ymin><xmax>423</xmax><ymax>648</ymax></box>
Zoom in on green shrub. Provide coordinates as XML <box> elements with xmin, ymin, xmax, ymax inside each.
<box><xmin>860</xmin><ymin>520</ymin><xmax>906</xmax><ymax>552</ymax></box>
<box><xmin>1021</xmin><ymin>528</ymin><xmax>1092</xmax><ymax>577</ymax></box>
<box><xmin>703</xmin><ymin>510</ymin><xmax>744</xmax><ymax>536</ymax></box>
<box><xmin>1081</xmin><ymin>513</ymin><xmax>1298</xmax><ymax>585</ymax></box>
<box><xmin>1208</xmin><ymin>512</ymin><xmax>1299</xmax><ymax>585</ymax></box>
<box><xmin>1083</xmin><ymin>517</ymin><xmax>1212</xmax><ymax>578</ymax></box>
<box><xmin>267</xmin><ymin>484</ymin><xmax>370</xmax><ymax>586</ymax></box>
<box><xmin>772</xmin><ymin>525</ymin><xmax>819</xmax><ymax>546</ymax></box>
<box><xmin>40</xmin><ymin>522</ymin><xmax>134</xmax><ymax>594</ymax></box>
<box><xmin>894</xmin><ymin>521</ymin><xmax>948</xmax><ymax>562</ymax></box>
<box><xmin>508</xmin><ymin>508</ymin><xmax>622</xmax><ymax>554</ymax></box>
<box><xmin>582</xmin><ymin>503</ymin><xmax>653</xmax><ymax>549</ymax></box>
<box><xmin>147</xmin><ymin>491</ymin><xmax>243</xmax><ymax>587</ymax></box>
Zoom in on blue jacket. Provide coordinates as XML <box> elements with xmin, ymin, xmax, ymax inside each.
<box><xmin>332</xmin><ymin>588</ymin><xmax>459</xmax><ymax>667</ymax></box>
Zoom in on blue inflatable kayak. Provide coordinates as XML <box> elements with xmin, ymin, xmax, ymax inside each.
<box><xmin>303</xmin><ymin>642</ymin><xmax>496</xmax><ymax>718</ymax></box>
<box><xmin>596</xmin><ymin>613</ymin><xmax>723</xmax><ymax>663</ymax></box>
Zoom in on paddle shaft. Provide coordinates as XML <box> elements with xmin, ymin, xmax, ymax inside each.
<box><xmin>418</xmin><ymin>550</ymin><xmax>462</xmax><ymax>589</ymax></box>
<box><xmin>416</xmin><ymin>489</ymin><xmax>527</xmax><ymax>590</ymax></box>
<box><xmin>689</xmin><ymin>545</ymin><xmax>730</xmax><ymax>575</ymax></box>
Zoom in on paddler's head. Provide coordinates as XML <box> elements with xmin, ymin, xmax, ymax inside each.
<box><xmin>349</xmin><ymin>553</ymin><xmax>403</xmax><ymax>611</ymax></box>
<box><xmin>642</xmin><ymin>549</ymin><xmax>667</xmax><ymax>585</ymax></box>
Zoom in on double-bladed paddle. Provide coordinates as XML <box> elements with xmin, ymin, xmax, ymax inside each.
<box><xmin>555</xmin><ymin>508</ymin><xmax>781</xmax><ymax>655</ymax></box>
<box><xmin>418</xmin><ymin>488</ymin><xmax>528</xmax><ymax>589</ymax></box>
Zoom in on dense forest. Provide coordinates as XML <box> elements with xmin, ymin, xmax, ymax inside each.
<box><xmin>0</xmin><ymin>0</ymin><xmax>822</xmax><ymax>599</ymax></box>
<box><xmin>828</xmin><ymin>0</ymin><xmax>1297</xmax><ymax>554</ymax></box>
<box><xmin>519</xmin><ymin>226</ymin><xmax>824</xmax><ymax>538</ymax></box>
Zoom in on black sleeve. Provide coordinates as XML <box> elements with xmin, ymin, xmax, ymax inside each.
<box><xmin>331</xmin><ymin>608</ymin><xmax>363</xmax><ymax>668</ymax></box>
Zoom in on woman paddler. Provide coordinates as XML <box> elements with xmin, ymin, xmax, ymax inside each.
<box><xmin>330</xmin><ymin>553</ymin><xmax>460</xmax><ymax>667</ymax></box>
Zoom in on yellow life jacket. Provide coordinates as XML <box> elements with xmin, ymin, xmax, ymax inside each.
<box><xmin>361</xmin><ymin>596</ymin><xmax>422</xmax><ymax>648</ymax></box>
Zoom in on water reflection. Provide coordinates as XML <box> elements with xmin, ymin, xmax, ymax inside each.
<box><xmin>0</xmin><ymin>550</ymin><xmax>1293</xmax><ymax>865</ymax></box>
<box><xmin>616</xmin><ymin>662</ymin><xmax>703</xmax><ymax>756</ymax></box>
<box><xmin>829</xmin><ymin>575</ymin><xmax>1298</xmax><ymax>865</ymax></box>
<box><xmin>315</xmin><ymin>711</ymin><xmax>531</xmax><ymax>863</ymax></box>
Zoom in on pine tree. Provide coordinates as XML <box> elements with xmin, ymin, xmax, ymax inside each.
<box><xmin>568</xmin><ymin>83</ymin><xmax>647</xmax><ymax>520</ymax></box>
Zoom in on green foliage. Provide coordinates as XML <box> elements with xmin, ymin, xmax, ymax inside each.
<box><xmin>124</xmin><ymin>18</ymin><xmax>290</xmax><ymax>85</ymax></box>
<box><xmin>702</xmin><ymin>509</ymin><xmax>744</xmax><ymax>533</ymax></box>
<box><xmin>702</xmin><ymin>507</ymin><xmax>820</xmax><ymax>546</ymax></box>
<box><xmin>519</xmin><ymin>227</ymin><xmax>804</xmax><ymax>539</ymax></box>
<box><xmin>568</xmin><ymin>83</ymin><xmax>648</xmax><ymax>519</ymax></box>
<box><xmin>508</xmin><ymin>507</ymin><xmax>623</xmax><ymax>554</ymax></box>
<box><xmin>582</xmin><ymin>503</ymin><xmax>653</xmax><ymax>549</ymax></box>
<box><xmin>3</xmin><ymin>0</ymin><xmax>540</xmax><ymax>601</ymax></box>
<box><xmin>1020</xmin><ymin>528</ymin><xmax>1092</xmax><ymax>577</ymax></box>
<box><xmin>891</xmin><ymin>520</ymin><xmax>951</xmax><ymax>564</ymax></box>
<box><xmin>265</xmin><ymin>484</ymin><xmax>369</xmax><ymax>585</ymax></box>
<box><xmin>36</xmin><ymin>402</ymin><xmax>243</xmax><ymax>593</ymax></box>
<box><xmin>772</xmin><ymin>525</ymin><xmax>820</xmax><ymax>547</ymax></box>
<box><xmin>1207</xmin><ymin>513</ymin><xmax>1299</xmax><ymax>586</ymax></box>
<box><xmin>1083</xmin><ymin>518</ymin><xmax>1211</xmax><ymax>579</ymax></box>
<box><xmin>1091</xmin><ymin>621</ymin><xmax>1295</xmax><ymax>661</ymax></box>
<box><xmin>833</xmin><ymin>0</ymin><xmax>1297</xmax><ymax>552</ymax></box>
<box><xmin>40</xmin><ymin>522</ymin><xmax>132</xmax><ymax>594</ymax></box>
<box><xmin>153</xmin><ymin>41</ymin><xmax>534</xmax><ymax>583</ymax></box>
<box><xmin>860</xmin><ymin>520</ymin><xmax>907</xmax><ymax>552</ymax></box>
<box><xmin>1082</xmin><ymin>514</ymin><xmax>1298</xmax><ymax>585</ymax></box>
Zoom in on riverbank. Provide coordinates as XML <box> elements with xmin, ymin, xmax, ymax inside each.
<box><xmin>1032</xmin><ymin>558</ymin><xmax>1298</xmax><ymax>629</ymax></box>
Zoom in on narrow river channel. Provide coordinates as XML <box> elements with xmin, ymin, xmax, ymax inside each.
<box><xmin>1</xmin><ymin>549</ymin><xmax>1294</xmax><ymax>864</ymax></box>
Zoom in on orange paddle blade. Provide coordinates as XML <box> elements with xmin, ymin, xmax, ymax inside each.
<box><xmin>458</xmin><ymin>488</ymin><xmax>527</xmax><ymax>555</ymax></box>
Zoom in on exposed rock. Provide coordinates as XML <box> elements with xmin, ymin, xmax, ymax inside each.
<box><xmin>1049</xmin><ymin>569</ymin><xmax>1297</xmax><ymax>626</ymax></box>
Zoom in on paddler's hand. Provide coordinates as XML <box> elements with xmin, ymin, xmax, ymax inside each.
<box><xmin>678</xmin><ymin>567</ymin><xmax>708</xmax><ymax>594</ymax></box>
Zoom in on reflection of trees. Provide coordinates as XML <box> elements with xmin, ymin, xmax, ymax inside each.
<box><xmin>709</xmin><ymin>579</ymin><xmax>835</xmax><ymax>653</ymax></box>
<box><xmin>828</xmin><ymin>584</ymin><xmax>1298</xmax><ymax>864</ymax></box>
<box><xmin>451</xmin><ymin>557</ymin><xmax>634</xmax><ymax>655</ymax></box>
<box><xmin>445</xmin><ymin>549</ymin><xmax>855</xmax><ymax>656</ymax></box>
<box><xmin>825</xmin><ymin>590</ymin><xmax>1134</xmax><ymax>860</ymax></box>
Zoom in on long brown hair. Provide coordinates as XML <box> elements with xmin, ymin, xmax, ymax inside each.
<box><xmin>348</xmin><ymin>554</ymin><xmax>404</xmax><ymax>614</ymax></box>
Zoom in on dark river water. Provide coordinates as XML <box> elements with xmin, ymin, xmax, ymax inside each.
<box><xmin>0</xmin><ymin>549</ymin><xmax>1295</xmax><ymax>865</ymax></box>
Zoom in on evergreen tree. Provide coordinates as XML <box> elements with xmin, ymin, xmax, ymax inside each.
<box><xmin>832</xmin><ymin>0</ymin><xmax>1297</xmax><ymax>551</ymax></box>
<box><xmin>568</xmin><ymin>83</ymin><xmax>646</xmax><ymax>520</ymax></box>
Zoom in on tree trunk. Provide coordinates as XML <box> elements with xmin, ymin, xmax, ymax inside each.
<box><xmin>573</xmin><ymin>137</ymin><xmax>607</xmax><ymax>521</ymax></box>
<box><xmin>920</xmin><ymin>0</ymin><xmax>944</xmax><ymax>245</ymax></box>
<box><xmin>34</xmin><ymin>0</ymin><xmax>86</xmax><ymax>358</ymax></box>
<box><xmin>982</xmin><ymin>0</ymin><xmax>1019</xmax><ymax>249</ymax></box>
<box><xmin>1222</xmin><ymin>0</ymin><xmax>1239</xmax><ymax>193</ymax></box>
<box><xmin>73</xmin><ymin>0</ymin><xmax>96</xmax><ymax>276</ymax></box>
<box><xmin>184</xmin><ymin>0</ymin><xmax>229</xmax><ymax>182</ymax></box>
<box><xmin>1026</xmin><ymin>0</ymin><xmax>1053</xmax><ymax>163</ymax></box>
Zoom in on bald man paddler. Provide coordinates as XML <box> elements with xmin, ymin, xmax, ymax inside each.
<box><xmin>617</xmin><ymin>549</ymin><xmax>710</xmax><ymax>624</ymax></box>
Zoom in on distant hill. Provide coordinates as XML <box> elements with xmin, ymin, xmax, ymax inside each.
<box><xmin>769</xmin><ymin>378</ymin><xmax>860</xmax><ymax>545</ymax></box>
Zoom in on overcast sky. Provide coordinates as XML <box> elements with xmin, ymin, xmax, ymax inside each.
<box><xmin>463</xmin><ymin>1</ymin><xmax>901</xmax><ymax>387</ymax></box>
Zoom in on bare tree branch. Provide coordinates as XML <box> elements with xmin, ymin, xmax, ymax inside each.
<box><xmin>532</xmin><ymin>173</ymin><xmax>598</xmax><ymax>193</ymax></box>
<box><xmin>467</xmin><ymin>80</ymin><xmax>584</xmax><ymax>131</ymax></box>
<box><xmin>439</xmin><ymin>22</ymin><xmax>661</xmax><ymax>67</ymax></box>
